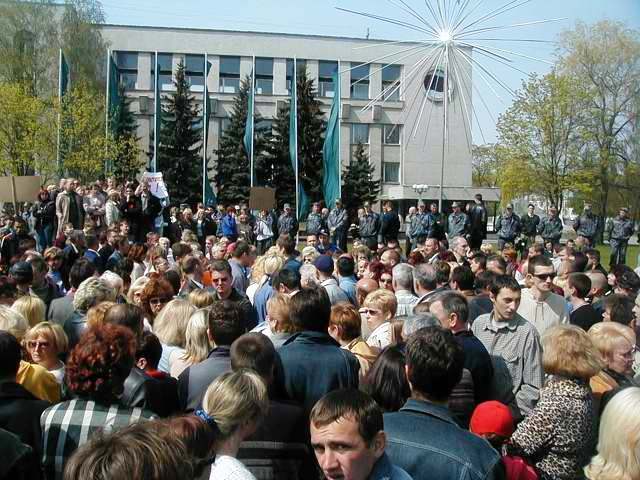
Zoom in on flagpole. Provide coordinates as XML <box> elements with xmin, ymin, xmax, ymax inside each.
<box><xmin>153</xmin><ymin>51</ymin><xmax>158</xmax><ymax>173</ymax></box>
<box><xmin>57</xmin><ymin>48</ymin><xmax>63</xmax><ymax>174</ymax></box>
<box><xmin>105</xmin><ymin>49</ymin><xmax>110</xmax><ymax>174</ymax></box>
<box><xmin>203</xmin><ymin>52</ymin><xmax>208</xmax><ymax>204</ymax></box>
<box><xmin>294</xmin><ymin>57</ymin><xmax>299</xmax><ymax>222</ymax></box>
<box><xmin>337</xmin><ymin>59</ymin><xmax>342</xmax><ymax>200</ymax></box>
<box><xmin>250</xmin><ymin>55</ymin><xmax>256</xmax><ymax>188</ymax></box>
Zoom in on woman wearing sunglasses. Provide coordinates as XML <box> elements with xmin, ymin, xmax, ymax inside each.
<box><xmin>24</xmin><ymin>322</ymin><xmax>68</xmax><ymax>384</ymax></box>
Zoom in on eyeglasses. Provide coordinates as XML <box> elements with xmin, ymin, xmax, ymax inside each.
<box><xmin>149</xmin><ymin>297</ymin><xmax>171</xmax><ymax>306</ymax></box>
<box><xmin>533</xmin><ymin>272</ymin><xmax>556</xmax><ymax>281</ymax></box>
<box><xmin>27</xmin><ymin>341</ymin><xmax>50</xmax><ymax>349</ymax></box>
<box><xmin>360</xmin><ymin>308</ymin><xmax>382</xmax><ymax>316</ymax></box>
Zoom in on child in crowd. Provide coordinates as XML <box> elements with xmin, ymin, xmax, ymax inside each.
<box><xmin>469</xmin><ymin>401</ymin><xmax>538</xmax><ymax>480</ymax></box>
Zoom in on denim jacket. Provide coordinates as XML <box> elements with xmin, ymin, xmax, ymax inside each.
<box><xmin>370</xmin><ymin>453</ymin><xmax>413</xmax><ymax>480</ymax></box>
<box><xmin>384</xmin><ymin>399</ymin><xmax>505</xmax><ymax>480</ymax></box>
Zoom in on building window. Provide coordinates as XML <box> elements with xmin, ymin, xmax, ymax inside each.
<box><xmin>382</xmin><ymin>64</ymin><xmax>401</xmax><ymax>101</ymax></box>
<box><xmin>286</xmin><ymin>59</ymin><xmax>307</xmax><ymax>93</ymax></box>
<box><xmin>219</xmin><ymin>56</ymin><xmax>240</xmax><ymax>94</ymax></box>
<box><xmin>185</xmin><ymin>54</ymin><xmax>205</xmax><ymax>92</ymax></box>
<box><xmin>383</xmin><ymin>124</ymin><xmax>401</xmax><ymax>145</ymax></box>
<box><xmin>351</xmin><ymin>123</ymin><xmax>369</xmax><ymax>144</ymax></box>
<box><xmin>116</xmin><ymin>51</ymin><xmax>138</xmax><ymax>90</ymax></box>
<box><xmin>255</xmin><ymin>57</ymin><xmax>273</xmax><ymax>95</ymax></box>
<box><xmin>350</xmin><ymin>63</ymin><xmax>369</xmax><ymax>100</ymax></box>
<box><xmin>383</xmin><ymin>163</ymin><xmax>400</xmax><ymax>183</ymax></box>
<box><xmin>151</xmin><ymin>53</ymin><xmax>174</xmax><ymax>91</ymax></box>
<box><xmin>319</xmin><ymin>60</ymin><xmax>338</xmax><ymax>97</ymax></box>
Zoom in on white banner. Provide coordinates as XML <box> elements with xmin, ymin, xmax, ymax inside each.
<box><xmin>142</xmin><ymin>172</ymin><xmax>169</xmax><ymax>199</ymax></box>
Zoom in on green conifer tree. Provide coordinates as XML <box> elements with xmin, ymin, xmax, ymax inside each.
<box><xmin>342</xmin><ymin>142</ymin><xmax>380</xmax><ymax>216</ymax></box>
<box><xmin>158</xmin><ymin>61</ymin><xmax>202</xmax><ymax>206</ymax></box>
<box><xmin>110</xmin><ymin>84</ymin><xmax>143</xmax><ymax>182</ymax></box>
<box><xmin>214</xmin><ymin>77</ymin><xmax>267</xmax><ymax>205</ymax></box>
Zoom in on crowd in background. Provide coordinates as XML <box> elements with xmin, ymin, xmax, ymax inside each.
<box><xmin>0</xmin><ymin>177</ymin><xmax>639</xmax><ymax>480</ymax></box>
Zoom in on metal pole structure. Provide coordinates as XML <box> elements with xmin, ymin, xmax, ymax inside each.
<box><xmin>57</xmin><ymin>49</ymin><xmax>63</xmax><ymax>175</ymax></box>
<box><xmin>203</xmin><ymin>52</ymin><xmax>208</xmax><ymax>204</ymax></box>
<box><xmin>153</xmin><ymin>51</ymin><xmax>158</xmax><ymax>173</ymax></box>
<box><xmin>337</xmin><ymin>59</ymin><xmax>342</xmax><ymax>200</ymax></box>
<box><xmin>104</xmin><ymin>50</ymin><xmax>110</xmax><ymax>174</ymax></box>
<box><xmin>293</xmin><ymin>57</ymin><xmax>299</xmax><ymax>246</ymax></box>
<box><xmin>250</xmin><ymin>55</ymin><xmax>256</xmax><ymax>188</ymax></box>
<box><xmin>439</xmin><ymin>45</ymin><xmax>449</xmax><ymax>213</ymax></box>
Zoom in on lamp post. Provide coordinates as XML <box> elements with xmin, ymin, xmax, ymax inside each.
<box><xmin>412</xmin><ymin>184</ymin><xmax>429</xmax><ymax>206</ymax></box>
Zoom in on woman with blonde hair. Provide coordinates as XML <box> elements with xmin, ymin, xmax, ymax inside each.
<box><xmin>127</xmin><ymin>276</ymin><xmax>150</xmax><ymax>305</ymax></box>
<box><xmin>507</xmin><ymin>325</ymin><xmax>603</xmax><ymax>479</ymax></box>
<box><xmin>24</xmin><ymin>322</ymin><xmax>68</xmax><ymax>383</ymax></box>
<box><xmin>0</xmin><ymin>305</ymin><xmax>60</xmax><ymax>402</ymax></box>
<box><xmin>362</xmin><ymin>289</ymin><xmax>397</xmax><ymax>349</ymax></box>
<box><xmin>261</xmin><ymin>293</ymin><xmax>296</xmax><ymax>349</ymax></box>
<box><xmin>187</xmin><ymin>288</ymin><xmax>216</xmax><ymax>309</ymax></box>
<box><xmin>12</xmin><ymin>295</ymin><xmax>45</xmax><ymax>327</ymax></box>
<box><xmin>153</xmin><ymin>298</ymin><xmax>196</xmax><ymax>373</ymax></box>
<box><xmin>86</xmin><ymin>301</ymin><xmax>117</xmax><ymax>329</ymax></box>
<box><xmin>588</xmin><ymin>322</ymin><xmax>636</xmax><ymax>413</ymax></box>
<box><xmin>301</xmin><ymin>246</ymin><xmax>320</xmax><ymax>265</ymax></box>
<box><xmin>170</xmin><ymin>308</ymin><xmax>210</xmax><ymax>378</ymax></box>
<box><xmin>584</xmin><ymin>386</ymin><xmax>640</xmax><ymax>480</ymax></box>
<box><xmin>201</xmin><ymin>369</ymin><xmax>269</xmax><ymax>480</ymax></box>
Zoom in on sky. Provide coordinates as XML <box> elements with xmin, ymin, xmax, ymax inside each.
<box><xmin>101</xmin><ymin>0</ymin><xmax>640</xmax><ymax>143</ymax></box>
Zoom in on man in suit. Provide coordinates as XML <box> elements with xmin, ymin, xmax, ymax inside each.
<box><xmin>138</xmin><ymin>181</ymin><xmax>162</xmax><ymax>242</ymax></box>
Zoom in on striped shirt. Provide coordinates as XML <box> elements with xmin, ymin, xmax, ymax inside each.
<box><xmin>471</xmin><ymin>312</ymin><xmax>544</xmax><ymax>421</ymax></box>
<box><xmin>41</xmin><ymin>399</ymin><xmax>155</xmax><ymax>480</ymax></box>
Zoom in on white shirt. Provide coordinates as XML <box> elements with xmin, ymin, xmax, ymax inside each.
<box><xmin>366</xmin><ymin>321</ymin><xmax>392</xmax><ymax>349</ymax></box>
<box><xmin>210</xmin><ymin>455</ymin><xmax>256</xmax><ymax>480</ymax></box>
<box><xmin>517</xmin><ymin>288</ymin><xmax>569</xmax><ymax>337</ymax></box>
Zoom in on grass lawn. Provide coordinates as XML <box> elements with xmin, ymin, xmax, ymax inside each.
<box><xmin>591</xmin><ymin>244</ymin><xmax>639</xmax><ymax>269</ymax></box>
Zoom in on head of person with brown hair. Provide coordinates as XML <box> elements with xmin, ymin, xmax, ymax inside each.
<box><xmin>64</xmin><ymin>420</ymin><xmax>195</xmax><ymax>480</ymax></box>
<box><xmin>329</xmin><ymin>303</ymin><xmax>363</xmax><ymax>345</ymax></box>
<box><xmin>65</xmin><ymin>323</ymin><xmax>136</xmax><ymax>403</ymax></box>
<box><xmin>127</xmin><ymin>243</ymin><xmax>148</xmax><ymax>264</ymax></box>
<box><xmin>139</xmin><ymin>275</ymin><xmax>175</xmax><ymax>320</ymax></box>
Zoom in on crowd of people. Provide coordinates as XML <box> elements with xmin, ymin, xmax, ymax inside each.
<box><xmin>0</xmin><ymin>176</ymin><xmax>639</xmax><ymax>480</ymax></box>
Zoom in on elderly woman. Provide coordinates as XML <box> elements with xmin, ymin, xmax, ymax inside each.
<box><xmin>170</xmin><ymin>308</ymin><xmax>211</xmax><ymax>378</ymax></box>
<box><xmin>507</xmin><ymin>325</ymin><xmax>603</xmax><ymax>479</ymax></box>
<box><xmin>127</xmin><ymin>276</ymin><xmax>150</xmax><ymax>306</ymax></box>
<box><xmin>24</xmin><ymin>322</ymin><xmax>68</xmax><ymax>383</ymax></box>
<box><xmin>301</xmin><ymin>246</ymin><xmax>320</xmax><ymax>265</ymax></box>
<box><xmin>257</xmin><ymin>293</ymin><xmax>296</xmax><ymax>349</ymax></box>
<box><xmin>589</xmin><ymin>322</ymin><xmax>637</xmax><ymax>413</ymax></box>
<box><xmin>362</xmin><ymin>289</ymin><xmax>397</xmax><ymax>349</ymax></box>
<box><xmin>152</xmin><ymin>298</ymin><xmax>196</xmax><ymax>373</ymax></box>
<box><xmin>138</xmin><ymin>275</ymin><xmax>175</xmax><ymax>325</ymax></box>
<box><xmin>203</xmin><ymin>369</ymin><xmax>269</xmax><ymax>479</ymax></box>
<box><xmin>584</xmin><ymin>386</ymin><xmax>640</xmax><ymax>480</ymax></box>
<box><xmin>64</xmin><ymin>277</ymin><xmax>117</xmax><ymax>349</ymax></box>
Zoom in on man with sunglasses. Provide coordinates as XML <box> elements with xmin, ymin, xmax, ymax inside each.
<box><xmin>517</xmin><ymin>255</ymin><xmax>568</xmax><ymax>337</ymax></box>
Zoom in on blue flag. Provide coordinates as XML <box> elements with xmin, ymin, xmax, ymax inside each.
<box><xmin>203</xmin><ymin>55</ymin><xmax>216</xmax><ymax>206</ymax></box>
<box><xmin>153</xmin><ymin>52</ymin><xmax>161</xmax><ymax>172</ymax></box>
<box><xmin>243</xmin><ymin>70</ymin><xmax>254</xmax><ymax>182</ymax></box>
<box><xmin>107</xmin><ymin>53</ymin><xmax>121</xmax><ymax>136</ymax></box>
<box><xmin>322</xmin><ymin>70</ymin><xmax>341</xmax><ymax>208</ymax></box>
<box><xmin>289</xmin><ymin>62</ymin><xmax>309</xmax><ymax>219</ymax></box>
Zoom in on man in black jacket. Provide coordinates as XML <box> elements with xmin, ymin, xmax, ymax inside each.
<box><xmin>138</xmin><ymin>181</ymin><xmax>162</xmax><ymax>242</ymax></box>
<box><xmin>380</xmin><ymin>201</ymin><xmax>401</xmax><ymax>246</ymax></box>
<box><xmin>520</xmin><ymin>204</ymin><xmax>540</xmax><ymax>247</ymax></box>
<box><xmin>468</xmin><ymin>194</ymin><xmax>488</xmax><ymax>250</ymax></box>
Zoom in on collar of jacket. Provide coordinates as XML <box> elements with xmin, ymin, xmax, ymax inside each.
<box><xmin>282</xmin><ymin>330</ymin><xmax>340</xmax><ymax>347</ymax></box>
<box><xmin>398</xmin><ymin>398</ymin><xmax>458</xmax><ymax>426</ymax></box>
<box><xmin>206</xmin><ymin>345</ymin><xmax>231</xmax><ymax>359</ymax></box>
<box><xmin>0</xmin><ymin>381</ymin><xmax>38</xmax><ymax>400</ymax></box>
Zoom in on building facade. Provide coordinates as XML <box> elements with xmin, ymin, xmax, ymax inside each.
<box><xmin>100</xmin><ymin>24</ymin><xmax>499</xmax><ymax>206</ymax></box>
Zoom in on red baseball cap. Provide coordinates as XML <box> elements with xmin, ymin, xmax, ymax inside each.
<box><xmin>469</xmin><ymin>401</ymin><xmax>514</xmax><ymax>438</ymax></box>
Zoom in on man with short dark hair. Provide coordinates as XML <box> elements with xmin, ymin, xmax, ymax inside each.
<box><xmin>25</xmin><ymin>255</ymin><xmax>62</xmax><ymax>318</ymax></box>
<box><xmin>537</xmin><ymin>206</ymin><xmax>563</xmax><ymax>249</ymax></box>
<box><xmin>447</xmin><ymin>202</ymin><xmax>469</xmax><ymax>239</ymax></box>
<box><xmin>471</xmin><ymin>276</ymin><xmax>543</xmax><ymax>420</ymax></box>
<box><xmin>359</xmin><ymin>202</ymin><xmax>381</xmax><ymax>252</ymax></box>
<box><xmin>272</xmin><ymin>268</ymin><xmax>301</xmax><ymax>296</ymax></box>
<box><xmin>278</xmin><ymin>288</ymin><xmax>359</xmax><ymax>411</ymax></box>
<box><xmin>231</xmin><ymin>333</ymin><xmax>314</xmax><ymax>478</ymax></box>
<box><xmin>429</xmin><ymin>292</ymin><xmax>493</xmax><ymax>427</ymax></box>
<box><xmin>573</xmin><ymin>202</ymin><xmax>598</xmax><ymax>247</ymax></box>
<box><xmin>306</xmin><ymin>202</ymin><xmax>325</xmax><ymax>237</ymax></box>
<box><xmin>277</xmin><ymin>234</ymin><xmax>302</xmax><ymax>273</ymax></box>
<box><xmin>337</xmin><ymin>256</ymin><xmax>358</xmax><ymax>306</ymax></box>
<box><xmin>105</xmin><ymin>235</ymin><xmax>129</xmax><ymax>272</ymax></box>
<box><xmin>210</xmin><ymin>259</ymin><xmax>257</xmax><ymax>330</ymax></box>
<box><xmin>278</xmin><ymin>204</ymin><xmax>299</xmax><ymax>239</ymax></box>
<box><xmin>311</xmin><ymin>389</ymin><xmax>412</xmax><ymax>480</ymax></box>
<box><xmin>486</xmin><ymin>254</ymin><xmax>507</xmax><ymax>276</ymax></box>
<box><xmin>495</xmin><ymin>204</ymin><xmax>521</xmax><ymax>251</ymax></box>
<box><xmin>384</xmin><ymin>327</ymin><xmax>503</xmax><ymax>480</ymax></box>
<box><xmin>315</xmin><ymin>255</ymin><xmax>349</xmax><ymax>306</ymax></box>
<box><xmin>328</xmin><ymin>199</ymin><xmax>348</xmax><ymax>253</ymax></box>
<box><xmin>517</xmin><ymin>255</ymin><xmax>568</xmax><ymax>337</ymax></box>
<box><xmin>468</xmin><ymin>194</ymin><xmax>488</xmax><ymax>250</ymax></box>
<box><xmin>178</xmin><ymin>255</ymin><xmax>207</xmax><ymax>297</ymax></box>
<box><xmin>520</xmin><ymin>203</ymin><xmax>540</xmax><ymax>247</ymax></box>
<box><xmin>229</xmin><ymin>241</ymin><xmax>253</xmax><ymax>294</ymax></box>
<box><xmin>451</xmin><ymin>265</ymin><xmax>492</xmax><ymax>324</ymax></box>
<box><xmin>380</xmin><ymin>201</ymin><xmax>401</xmax><ymax>246</ymax></box>
<box><xmin>567</xmin><ymin>273</ymin><xmax>601</xmax><ymax>331</ymax></box>
<box><xmin>177</xmin><ymin>299</ymin><xmax>243</xmax><ymax>411</ymax></box>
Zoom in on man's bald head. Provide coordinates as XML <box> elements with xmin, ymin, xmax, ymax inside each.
<box><xmin>586</xmin><ymin>271</ymin><xmax>607</xmax><ymax>299</ymax></box>
<box><xmin>356</xmin><ymin>278</ymin><xmax>379</xmax><ymax>306</ymax></box>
